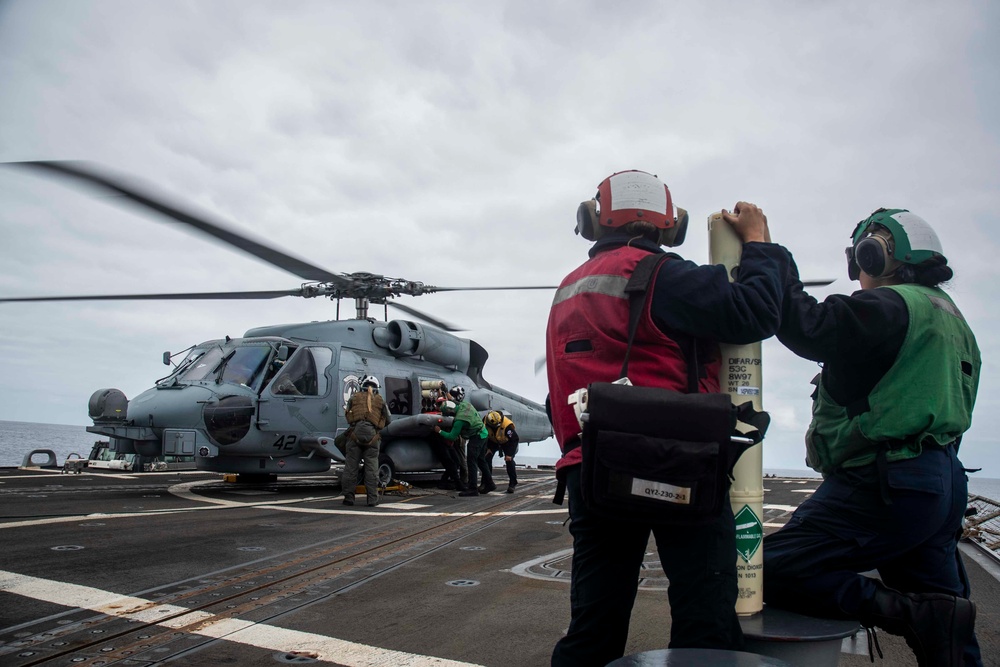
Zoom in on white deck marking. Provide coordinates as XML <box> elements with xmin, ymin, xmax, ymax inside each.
<box><xmin>381</xmin><ymin>503</ymin><xmax>433</xmax><ymax>510</ymax></box>
<box><xmin>0</xmin><ymin>508</ymin><xmax>217</xmax><ymax>530</ymax></box>
<box><xmin>791</xmin><ymin>489</ymin><xmax>816</xmax><ymax>493</ymax></box>
<box><xmin>0</xmin><ymin>482</ymin><xmax>565</xmax><ymax>530</ymax></box>
<box><xmin>763</xmin><ymin>504</ymin><xmax>799</xmax><ymax>513</ymax></box>
<box><xmin>173</xmin><ymin>480</ymin><xmax>566</xmax><ymax>517</ymax></box>
<box><xmin>510</xmin><ymin>548</ymin><xmax>574</xmax><ymax>583</ymax></box>
<box><xmin>0</xmin><ymin>570</ymin><xmax>482</xmax><ymax>666</ymax></box>
<box><xmin>0</xmin><ymin>491</ymin><xmax>341</xmax><ymax>530</ymax></box>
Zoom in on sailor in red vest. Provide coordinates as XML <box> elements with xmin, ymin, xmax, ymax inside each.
<box><xmin>547</xmin><ymin>170</ymin><xmax>791</xmax><ymax>666</ymax></box>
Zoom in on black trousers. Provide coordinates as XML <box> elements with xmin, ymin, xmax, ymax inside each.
<box><xmin>466</xmin><ymin>435</ymin><xmax>491</xmax><ymax>490</ymax></box>
<box><xmin>551</xmin><ymin>466</ymin><xmax>743</xmax><ymax>667</ymax></box>
<box><xmin>428</xmin><ymin>434</ymin><xmax>463</xmax><ymax>486</ymax></box>
<box><xmin>763</xmin><ymin>444</ymin><xmax>981</xmax><ymax>665</ymax></box>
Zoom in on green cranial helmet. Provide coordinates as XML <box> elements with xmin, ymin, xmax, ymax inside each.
<box><xmin>850</xmin><ymin>208</ymin><xmax>944</xmax><ymax>265</ymax></box>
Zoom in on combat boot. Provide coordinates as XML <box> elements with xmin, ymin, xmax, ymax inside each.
<box><xmin>859</xmin><ymin>584</ymin><xmax>975</xmax><ymax>667</ymax></box>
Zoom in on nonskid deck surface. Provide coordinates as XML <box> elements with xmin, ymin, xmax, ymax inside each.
<box><xmin>1</xmin><ymin>469</ymin><xmax>997</xmax><ymax>666</ymax></box>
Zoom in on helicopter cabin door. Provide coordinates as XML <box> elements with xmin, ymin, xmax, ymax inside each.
<box><xmin>256</xmin><ymin>345</ymin><xmax>337</xmax><ymax>460</ymax></box>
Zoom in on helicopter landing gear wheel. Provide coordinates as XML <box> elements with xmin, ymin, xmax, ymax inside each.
<box><xmin>377</xmin><ymin>454</ymin><xmax>395</xmax><ymax>486</ymax></box>
<box><xmin>339</xmin><ymin>451</ymin><xmax>393</xmax><ymax>491</ymax></box>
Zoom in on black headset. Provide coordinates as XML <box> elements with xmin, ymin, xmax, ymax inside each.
<box><xmin>847</xmin><ymin>208</ymin><xmax>899</xmax><ymax>280</ymax></box>
<box><xmin>851</xmin><ymin>228</ymin><xmax>895</xmax><ymax>279</ymax></box>
<box><xmin>575</xmin><ymin>198</ymin><xmax>689</xmax><ymax>247</ymax></box>
<box><xmin>575</xmin><ymin>199</ymin><xmax>600</xmax><ymax>241</ymax></box>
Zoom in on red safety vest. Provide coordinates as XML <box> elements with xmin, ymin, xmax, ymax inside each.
<box><xmin>545</xmin><ymin>245</ymin><xmax>720</xmax><ymax>474</ymax></box>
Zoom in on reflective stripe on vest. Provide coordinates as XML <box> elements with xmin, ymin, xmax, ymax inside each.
<box><xmin>552</xmin><ymin>275</ymin><xmax>630</xmax><ymax>307</ymax></box>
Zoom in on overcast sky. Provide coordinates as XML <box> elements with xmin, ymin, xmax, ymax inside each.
<box><xmin>1</xmin><ymin>1</ymin><xmax>997</xmax><ymax>475</ymax></box>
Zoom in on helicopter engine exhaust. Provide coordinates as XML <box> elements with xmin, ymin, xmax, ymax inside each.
<box><xmin>372</xmin><ymin>320</ymin><xmax>470</xmax><ymax>371</ymax></box>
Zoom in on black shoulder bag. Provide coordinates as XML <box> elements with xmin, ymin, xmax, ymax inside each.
<box><xmin>579</xmin><ymin>253</ymin><xmax>768</xmax><ymax>525</ymax></box>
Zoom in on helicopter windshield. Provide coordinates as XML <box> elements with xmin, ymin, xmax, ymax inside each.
<box><xmin>157</xmin><ymin>347</ymin><xmax>208</xmax><ymax>385</ymax></box>
<box><xmin>219</xmin><ymin>346</ymin><xmax>270</xmax><ymax>388</ymax></box>
<box><xmin>173</xmin><ymin>349</ymin><xmax>206</xmax><ymax>375</ymax></box>
<box><xmin>179</xmin><ymin>345</ymin><xmax>271</xmax><ymax>388</ymax></box>
<box><xmin>181</xmin><ymin>347</ymin><xmax>225</xmax><ymax>381</ymax></box>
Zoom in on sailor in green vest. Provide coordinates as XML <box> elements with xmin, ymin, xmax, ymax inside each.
<box><xmin>342</xmin><ymin>375</ymin><xmax>392</xmax><ymax>507</ymax></box>
<box><xmin>763</xmin><ymin>209</ymin><xmax>982</xmax><ymax>666</ymax></box>
<box><xmin>434</xmin><ymin>385</ymin><xmax>493</xmax><ymax>497</ymax></box>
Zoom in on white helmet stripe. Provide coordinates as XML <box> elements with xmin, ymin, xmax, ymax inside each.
<box><xmin>609</xmin><ymin>171</ymin><xmax>668</xmax><ymax>214</ymax></box>
<box><xmin>890</xmin><ymin>211</ymin><xmax>944</xmax><ymax>255</ymax></box>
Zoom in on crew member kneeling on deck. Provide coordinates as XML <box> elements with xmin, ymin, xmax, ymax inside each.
<box><xmin>763</xmin><ymin>208</ymin><xmax>982</xmax><ymax>667</ymax></box>
<box><xmin>547</xmin><ymin>170</ymin><xmax>791</xmax><ymax>666</ymax></box>
<box><xmin>343</xmin><ymin>375</ymin><xmax>392</xmax><ymax>508</ymax></box>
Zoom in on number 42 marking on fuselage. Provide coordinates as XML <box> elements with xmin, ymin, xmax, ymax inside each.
<box><xmin>272</xmin><ymin>435</ymin><xmax>298</xmax><ymax>450</ymax></box>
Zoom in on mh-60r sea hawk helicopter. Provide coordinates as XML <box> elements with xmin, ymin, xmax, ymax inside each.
<box><xmin>2</xmin><ymin>161</ymin><xmax>554</xmax><ymax>482</ymax></box>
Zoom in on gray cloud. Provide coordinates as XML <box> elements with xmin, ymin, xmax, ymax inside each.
<box><xmin>1</xmin><ymin>0</ymin><xmax>997</xmax><ymax>474</ymax></box>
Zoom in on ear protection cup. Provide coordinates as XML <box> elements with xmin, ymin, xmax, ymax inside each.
<box><xmin>846</xmin><ymin>248</ymin><xmax>861</xmax><ymax>281</ymax></box>
<box><xmin>576</xmin><ymin>199</ymin><xmax>599</xmax><ymax>241</ymax></box>
<box><xmin>660</xmin><ymin>207</ymin><xmax>689</xmax><ymax>247</ymax></box>
<box><xmin>854</xmin><ymin>233</ymin><xmax>893</xmax><ymax>278</ymax></box>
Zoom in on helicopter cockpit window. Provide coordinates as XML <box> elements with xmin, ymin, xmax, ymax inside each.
<box><xmin>220</xmin><ymin>346</ymin><xmax>271</xmax><ymax>389</ymax></box>
<box><xmin>272</xmin><ymin>347</ymin><xmax>333</xmax><ymax>397</ymax></box>
<box><xmin>384</xmin><ymin>377</ymin><xmax>412</xmax><ymax>415</ymax></box>
<box><xmin>157</xmin><ymin>348</ymin><xmax>208</xmax><ymax>385</ymax></box>
<box><xmin>180</xmin><ymin>347</ymin><xmax>226</xmax><ymax>381</ymax></box>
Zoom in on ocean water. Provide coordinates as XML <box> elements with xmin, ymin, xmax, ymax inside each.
<box><xmin>0</xmin><ymin>420</ymin><xmax>99</xmax><ymax>467</ymax></box>
<box><xmin>4</xmin><ymin>420</ymin><xmax>999</xmax><ymax>500</ymax></box>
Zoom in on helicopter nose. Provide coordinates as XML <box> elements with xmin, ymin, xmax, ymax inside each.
<box><xmin>127</xmin><ymin>384</ymin><xmax>219</xmax><ymax>433</ymax></box>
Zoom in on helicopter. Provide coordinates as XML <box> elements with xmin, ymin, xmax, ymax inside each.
<box><xmin>1</xmin><ymin>161</ymin><xmax>555</xmax><ymax>483</ymax></box>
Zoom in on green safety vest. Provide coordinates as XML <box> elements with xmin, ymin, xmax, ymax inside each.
<box><xmin>455</xmin><ymin>400</ymin><xmax>487</xmax><ymax>439</ymax></box>
<box><xmin>805</xmin><ymin>284</ymin><xmax>980</xmax><ymax>473</ymax></box>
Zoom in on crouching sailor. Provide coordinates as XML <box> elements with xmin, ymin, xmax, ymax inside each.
<box><xmin>763</xmin><ymin>208</ymin><xmax>983</xmax><ymax>667</ymax></box>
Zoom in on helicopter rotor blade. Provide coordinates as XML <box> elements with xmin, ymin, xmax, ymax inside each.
<box><xmin>534</xmin><ymin>355</ymin><xmax>547</xmax><ymax>375</ymax></box>
<box><xmin>0</xmin><ymin>289</ymin><xmax>306</xmax><ymax>303</ymax></box>
<box><xmin>427</xmin><ymin>285</ymin><xmax>558</xmax><ymax>292</ymax></box>
<box><xmin>7</xmin><ymin>160</ymin><xmax>351</xmax><ymax>287</ymax></box>
<box><xmin>802</xmin><ymin>279</ymin><xmax>836</xmax><ymax>287</ymax></box>
<box><xmin>386</xmin><ymin>301</ymin><xmax>460</xmax><ymax>332</ymax></box>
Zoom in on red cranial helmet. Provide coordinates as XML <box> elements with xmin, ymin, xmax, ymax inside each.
<box><xmin>576</xmin><ymin>170</ymin><xmax>688</xmax><ymax>246</ymax></box>
<box><xmin>595</xmin><ymin>170</ymin><xmax>674</xmax><ymax>231</ymax></box>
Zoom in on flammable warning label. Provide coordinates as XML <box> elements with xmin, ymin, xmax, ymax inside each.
<box><xmin>734</xmin><ymin>504</ymin><xmax>763</xmax><ymax>563</ymax></box>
